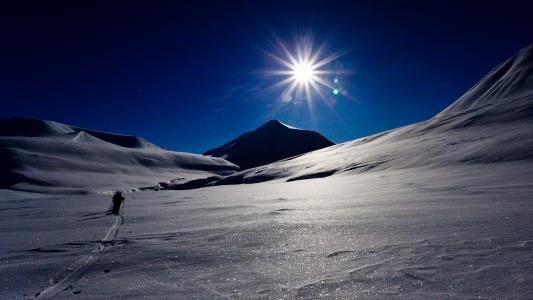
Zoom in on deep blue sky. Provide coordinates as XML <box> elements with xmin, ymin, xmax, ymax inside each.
<box><xmin>1</xmin><ymin>1</ymin><xmax>532</xmax><ymax>153</ymax></box>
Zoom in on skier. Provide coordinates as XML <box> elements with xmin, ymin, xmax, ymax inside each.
<box><xmin>111</xmin><ymin>191</ymin><xmax>125</xmax><ymax>215</ymax></box>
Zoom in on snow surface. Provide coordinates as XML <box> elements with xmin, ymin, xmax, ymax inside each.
<box><xmin>2</xmin><ymin>163</ymin><xmax>533</xmax><ymax>299</ymax></box>
<box><xmin>1</xmin><ymin>45</ymin><xmax>533</xmax><ymax>299</ymax></box>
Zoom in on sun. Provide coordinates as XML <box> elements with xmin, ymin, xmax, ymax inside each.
<box><xmin>264</xmin><ymin>34</ymin><xmax>345</xmax><ymax>105</ymax></box>
<box><xmin>292</xmin><ymin>60</ymin><xmax>316</xmax><ymax>84</ymax></box>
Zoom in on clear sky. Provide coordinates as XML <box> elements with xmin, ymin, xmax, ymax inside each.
<box><xmin>1</xmin><ymin>1</ymin><xmax>532</xmax><ymax>153</ymax></box>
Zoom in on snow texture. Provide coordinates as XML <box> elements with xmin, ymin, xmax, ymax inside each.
<box><xmin>2</xmin><ymin>164</ymin><xmax>533</xmax><ymax>299</ymax></box>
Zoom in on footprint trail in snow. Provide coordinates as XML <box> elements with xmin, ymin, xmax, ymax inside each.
<box><xmin>32</xmin><ymin>214</ymin><xmax>123</xmax><ymax>299</ymax></box>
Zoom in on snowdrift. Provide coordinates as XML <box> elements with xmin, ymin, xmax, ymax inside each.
<box><xmin>0</xmin><ymin>118</ymin><xmax>239</xmax><ymax>193</ymax></box>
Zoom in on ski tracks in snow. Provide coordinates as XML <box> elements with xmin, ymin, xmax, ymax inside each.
<box><xmin>32</xmin><ymin>214</ymin><xmax>123</xmax><ymax>299</ymax></box>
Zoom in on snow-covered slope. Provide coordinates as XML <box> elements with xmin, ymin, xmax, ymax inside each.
<box><xmin>3</xmin><ymin>162</ymin><xmax>533</xmax><ymax>299</ymax></box>
<box><xmin>204</xmin><ymin>120</ymin><xmax>334</xmax><ymax>169</ymax></box>
<box><xmin>0</xmin><ymin>118</ymin><xmax>239</xmax><ymax>194</ymax></box>
<box><xmin>211</xmin><ymin>44</ymin><xmax>533</xmax><ymax>185</ymax></box>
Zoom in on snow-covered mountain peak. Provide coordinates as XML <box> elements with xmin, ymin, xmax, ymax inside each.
<box><xmin>204</xmin><ymin>120</ymin><xmax>334</xmax><ymax>169</ymax></box>
<box><xmin>0</xmin><ymin>117</ymin><xmax>75</xmax><ymax>137</ymax></box>
<box><xmin>259</xmin><ymin>120</ymin><xmax>301</xmax><ymax>131</ymax></box>
<box><xmin>437</xmin><ymin>44</ymin><xmax>533</xmax><ymax>117</ymax></box>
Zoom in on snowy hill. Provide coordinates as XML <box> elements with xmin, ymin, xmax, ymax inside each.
<box><xmin>204</xmin><ymin>120</ymin><xmax>335</xmax><ymax>169</ymax></box>
<box><xmin>211</xmin><ymin>44</ymin><xmax>533</xmax><ymax>186</ymax></box>
<box><xmin>0</xmin><ymin>118</ymin><xmax>239</xmax><ymax>193</ymax></box>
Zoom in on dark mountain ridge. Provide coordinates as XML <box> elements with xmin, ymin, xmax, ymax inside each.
<box><xmin>204</xmin><ymin>120</ymin><xmax>335</xmax><ymax>169</ymax></box>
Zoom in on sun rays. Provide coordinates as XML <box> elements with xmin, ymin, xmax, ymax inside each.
<box><xmin>263</xmin><ymin>34</ymin><xmax>346</xmax><ymax>108</ymax></box>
